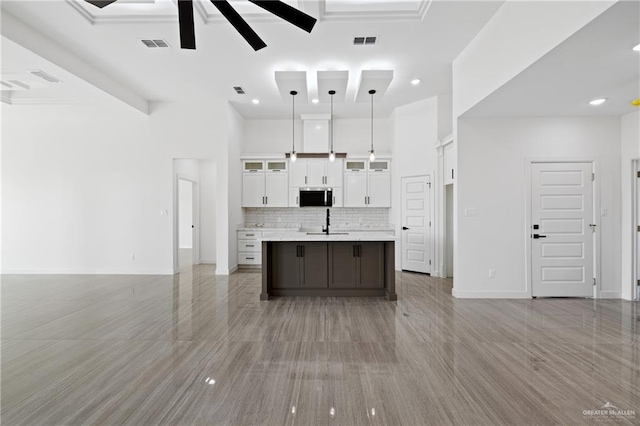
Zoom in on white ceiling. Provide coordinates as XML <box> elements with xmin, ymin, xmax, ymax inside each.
<box><xmin>465</xmin><ymin>1</ymin><xmax>640</xmax><ymax>118</ymax></box>
<box><xmin>1</xmin><ymin>0</ymin><xmax>504</xmax><ymax>118</ymax></box>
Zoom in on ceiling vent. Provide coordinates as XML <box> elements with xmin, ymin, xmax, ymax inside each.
<box><xmin>233</xmin><ymin>86</ymin><xmax>246</xmax><ymax>95</ymax></box>
<box><xmin>141</xmin><ymin>39</ymin><xmax>170</xmax><ymax>48</ymax></box>
<box><xmin>353</xmin><ymin>36</ymin><xmax>377</xmax><ymax>45</ymax></box>
<box><xmin>30</xmin><ymin>70</ymin><xmax>62</xmax><ymax>83</ymax></box>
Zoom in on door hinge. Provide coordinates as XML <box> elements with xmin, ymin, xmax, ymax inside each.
<box><xmin>637</xmin><ymin>171</ymin><xmax>640</xmax><ymax>178</ymax></box>
<box><xmin>429</xmin><ymin>221</ymin><xmax>432</xmax><ymax>227</ymax></box>
<box><xmin>428</xmin><ymin>182</ymin><xmax>431</xmax><ymax>188</ymax></box>
<box><xmin>590</xmin><ymin>224</ymin><xmax>596</xmax><ymax>232</ymax></box>
<box><xmin>593</xmin><ymin>278</ymin><xmax>596</xmax><ymax>286</ymax></box>
<box><xmin>429</xmin><ymin>260</ymin><xmax>432</xmax><ymax>265</ymax></box>
<box><xmin>592</xmin><ymin>173</ymin><xmax>595</xmax><ymax>181</ymax></box>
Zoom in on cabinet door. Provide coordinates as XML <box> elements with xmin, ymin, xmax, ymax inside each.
<box><xmin>358</xmin><ymin>243</ymin><xmax>384</xmax><ymax>288</ymax></box>
<box><xmin>326</xmin><ymin>158</ymin><xmax>343</xmax><ymax>187</ymax></box>
<box><xmin>289</xmin><ymin>188</ymin><xmax>300</xmax><ymax>207</ymax></box>
<box><xmin>290</xmin><ymin>159</ymin><xmax>308</xmax><ymax>187</ymax></box>
<box><xmin>331</xmin><ymin>187</ymin><xmax>343</xmax><ymax>207</ymax></box>
<box><xmin>344</xmin><ymin>173</ymin><xmax>367</xmax><ymax>207</ymax></box>
<box><xmin>444</xmin><ymin>143</ymin><xmax>455</xmax><ymax>185</ymax></box>
<box><xmin>300</xmin><ymin>243</ymin><xmax>328</xmax><ymax>288</ymax></box>
<box><xmin>272</xmin><ymin>243</ymin><xmax>300</xmax><ymax>288</ymax></box>
<box><xmin>307</xmin><ymin>159</ymin><xmax>326</xmax><ymax>187</ymax></box>
<box><xmin>265</xmin><ymin>173</ymin><xmax>289</xmax><ymax>207</ymax></box>
<box><xmin>328</xmin><ymin>243</ymin><xmax>357</xmax><ymax>288</ymax></box>
<box><xmin>367</xmin><ymin>172</ymin><xmax>391</xmax><ymax>207</ymax></box>
<box><xmin>242</xmin><ymin>172</ymin><xmax>265</xmax><ymax>207</ymax></box>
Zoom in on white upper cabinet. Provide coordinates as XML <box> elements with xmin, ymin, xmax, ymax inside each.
<box><xmin>289</xmin><ymin>158</ymin><xmax>343</xmax><ymax>188</ymax></box>
<box><xmin>332</xmin><ymin>187</ymin><xmax>343</xmax><ymax>207</ymax></box>
<box><xmin>307</xmin><ymin>159</ymin><xmax>325</xmax><ymax>186</ymax></box>
<box><xmin>242</xmin><ymin>159</ymin><xmax>289</xmax><ymax>207</ymax></box>
<box><xmin>344</xmin><ymin>159</ymin><xmax>391</xmax><ymax>208</ymax></box>
<box><xmin>444</xmin><ymin>143</ymin><xmax>455</xmax><ymax>185</ymax></box>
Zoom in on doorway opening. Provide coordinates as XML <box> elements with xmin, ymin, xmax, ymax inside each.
<box><xmin>445</xmin><ymin>184</ymin><xmax>454</xmax><ymax>279</ymax></box>
<box><xmin>634</xmin><ymin>160</ymin><xmax>640</xmax><ymax>300</ymax></box>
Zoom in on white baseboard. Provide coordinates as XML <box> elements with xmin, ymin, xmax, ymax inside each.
<box><xmin>1</xmin><ymin>268</ymin><xmax>174</xmax><ymax>275</ymax></box>
<box><xmin>215</xmin><ymin>264</ymin><xmax>238</xmax><ymax>276</ymax></box>
<box><xmin>199</xmin><ymin>259</ymin><xmax>216</xmax><ymax>264</ymax></box>
<box><xmin>452</xmin><ymin>288</ymin><xmax>530</xmax><ymax>299</ymax></box>
<box><xmin>599</xmin><ymin>291</ymin><xmax>622</xmax><ymax>299</ymax></box>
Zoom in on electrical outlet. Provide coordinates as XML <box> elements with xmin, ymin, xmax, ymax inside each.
<box><xmin>160</xmin><ymin>210</ymin><xmax>168</xmax><ymax>216</ymax></box>
<box><xmin>488</xmin><ymin>269</ymin><xmax>495</xmax><ymax>279</ymax></box>
<box><xmin>465</xmin><ymin>208</ymin><xmax>478</xmax><ymax>217</ymax></box>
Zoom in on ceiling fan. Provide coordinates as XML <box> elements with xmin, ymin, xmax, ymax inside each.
<box><xmin>85</xmin><ymin>0</ymin><xmax>317</xmax><ymax>51</ymax></box>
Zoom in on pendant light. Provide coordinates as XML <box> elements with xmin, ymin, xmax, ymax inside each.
<box><xmin>328</xmin><ymin>90</ymin><xmax>336</xmax><ymax>162</ymax></box>
<box><xmin>290</xmin><ymin>90</ymin><xmax>297</xmax><ymax>162</ymax></box>
<box><xmin>369</xmin><ymin>89</ymin><xmax>376</xmax><ymax>161</ymax></box>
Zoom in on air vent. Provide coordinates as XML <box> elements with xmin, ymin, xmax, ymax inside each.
<box><xmin>141</xmin><ymin>39</ymin><xmax>170</xmax><ymax>48</ymax></box>
<box><xmin>353</xmin><ymin>36</ymin><xmax>377</xmax><ymax>45</ymax></box>
<box><xmin>233</xmin><ymin>86</ymin><xmax>246</xmax><ymax>95</ymax></box>
<box><xmin>30</xmin><ymin>70</ymin><xmax>62</xmax><ymax>83</ymax></box>
<box><xmin>9</xmin><ymin>80</ymin><xmax>30</xmax><ymax>90</ymax></box>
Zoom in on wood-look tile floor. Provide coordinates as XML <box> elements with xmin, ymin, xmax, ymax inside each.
<box><xmin>2</xmin><ymin>265</ymin><xmax>639</xmax><ymax>425</ymax></box>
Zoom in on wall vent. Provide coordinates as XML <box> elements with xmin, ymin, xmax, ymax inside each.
<box><xmin>30</xmin><ymin>70</ymin><xmax>62</xmax><ymax>83</ymax></box>
<box><xmin>141</xmin><ymin>39</ymin><xmax>170</xmax><ymax>48</ymax></box>
<box><xmin>353</xmin><ymin>36</ymin><xmax>377</xmax><ymax>45</ymax></box>
<box><xmin>233</xmin><ymin>86</ymin><xmax>246</xmax><ymax>95</ymax></box>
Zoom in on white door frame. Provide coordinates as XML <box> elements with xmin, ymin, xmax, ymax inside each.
<box><xmin>525</xmin><ymin>158</ymin><xmax>600</xmax><ymax>298</ymax></box>
<box><xmin>434</xmin><ymin>134</ymin><xmax>454</xmax><ymax>279</ymax></box>
<box><xmin>400</xmin><ymin>174</ymin><xmax>432</xmax><ymax>273</ymax></box>
<box><xmin>174</xmin><ymin>174</ymin><xmax>200</xmax><ymax>273</ymax></box>
<box><xmin>633</xmin><ymin>160</ymin><xmax>640</xmax><ymax>301</ymax></box>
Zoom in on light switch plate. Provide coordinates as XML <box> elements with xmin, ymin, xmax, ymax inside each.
<box><xmin>465</xmin><ymin>208</ymin><xmax>477</xmax><ymax>217</ymax></box>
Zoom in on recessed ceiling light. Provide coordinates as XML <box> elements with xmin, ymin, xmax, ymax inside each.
<box><xmin>312</xmin><ymin>98</ymin><xmax>319</xmax><ymax>104</ymax></box>
<box><xmin>251</xmin><ymin>99</ymin><xmax>260</xmax><ymax>105</ymax></box>
<box><xmin>589</xmin><ymin>98</ymin><xmax>607</xmax><ymax>106</ymax></box>
<box><xmin>633</xmin><ymin>43</ymin><xmax>640</xmax><ymax>52</ymax></box>
<box><xmin>410</xmin><ymin>79</ymin><xmax>421</xmax><ymax>85</ymax></box>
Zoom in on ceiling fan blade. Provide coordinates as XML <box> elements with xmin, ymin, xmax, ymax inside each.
<box><xmin>211</xmin><ymin>0</ymin><xmax>267</xmax><ymax>51</ymax></box>
<box><xmin>85</xmin><ymin>0</ymin><xmax>118</xmax><ymax>8</ymax></box>
<box><xmin>178</xmin><ymin>0</ymin><xmax>196</xmax><ymax>49</ymax></box>
<box><xmin>248</xmin><ymin>0</ymin><xmax>316</xmax><ymax>33</ymax></box>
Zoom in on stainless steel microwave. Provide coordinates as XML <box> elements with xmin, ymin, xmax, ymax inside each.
<box><xmin>299</xmin><ymin>188</ymin><xmax>333</xmax><ymax>207</ymax></box>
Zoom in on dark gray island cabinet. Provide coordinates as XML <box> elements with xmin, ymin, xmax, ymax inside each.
<box><xmin>260</xmin><ymin>236</ymin><xmax>396</xmax><ymax>300</ymax></box>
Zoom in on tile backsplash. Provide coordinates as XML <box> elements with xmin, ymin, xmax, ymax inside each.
<box><xmin>244</xmin><ymin>208</ymin><xmax>390</xmax><ymax>229</ymax></box>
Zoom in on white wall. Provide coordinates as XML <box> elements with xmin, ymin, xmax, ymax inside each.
<box><xmin>243</xmin><ymin>118</ymin><xmax>393</xmax><ymax>155</ymax></box>
<box><xmin>391</xmin><ymin>97</ymin><xmax>439</xmax><ymax>269</ymax></box>
<box><xmin>455</xmin><ymin>117</ymin><xmax>621</xmax><ymax>298</ymax></box>
<box><xmin>198</xmin><ymin>159</ymin><xmax>217</xmax><ymax>264</ymax></box>
<box><xmin>2</xmin><ymin>100</ymin><xmax>230</xmax><ymax>274</ymax></box>
<box><xmin>178</xmin><ymin>179</ymin><xmax>193</xmax><ymax>249</ymax></box>
<box><xmin>453</xmin><ymin>1</ymin><xmax>616</xmax><ymax>117</ymax></box>
<box><xmin>620</xmin><ymin>110</ymin><xmax>640</xmax><ymax>300</ymax></box>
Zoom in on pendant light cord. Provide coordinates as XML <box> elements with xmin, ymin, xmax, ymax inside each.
<box><xmin>291</xmin><ymin>90</ymin><xmax>296</xmax><ymax>152</ymax></box>
<box><xmin>330</xmin><ymin>92</ymin><xmax>334</xmax><ymax>152</ymax></box>
<box><xmin>370</xmin><ymin>90</ymin><xmax>374</xmax><ymax>152</ymax></box>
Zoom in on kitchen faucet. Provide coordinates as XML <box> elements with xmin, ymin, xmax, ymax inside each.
<box><xmin>322</xmin><ymin>208</ymin><xmax>330</xmax><ymax>235</ymax></box>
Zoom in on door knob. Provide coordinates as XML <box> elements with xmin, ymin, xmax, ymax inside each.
<box><xmin>532</xmin><ymin>234</ymin><xmax>547</xmax><ymax>239</ymax></box>
<box><xmin>402</xmin><ymin>226</ymin><xmax>409</xmax><ymax>230</ymax></box>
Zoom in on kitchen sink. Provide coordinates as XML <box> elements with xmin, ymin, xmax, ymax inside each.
<box><xmin>306</xmin><ymin>232</ymin><xmax>349</xmax><ymax>235</ymax></box>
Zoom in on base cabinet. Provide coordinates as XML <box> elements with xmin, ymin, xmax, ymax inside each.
<box><xmin>329</xmin><ymin>242</ymin><xmax>384</xmax><ymax>288</ymax></box>
<box><xmin>271</xmin><ymin>242</ymin><xmax>328</xmax><ymax>289</ymax></box>
<box><xmin>270</xmin><ymin>242</ymin><xmax>383</xmax><ymax>289</ymax></box>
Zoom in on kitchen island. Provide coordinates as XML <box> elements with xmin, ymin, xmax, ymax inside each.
<box><xmin>260</xmin><ymin>232</ymin><xmax>396</xmax><ymax>300</ymax></box>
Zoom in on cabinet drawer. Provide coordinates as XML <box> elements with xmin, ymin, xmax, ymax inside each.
<box><xmin>239</xmin><ymin>241</ymin><xmax>261</xmax><ymax>252</ymax></box>
<box><xmin>238</xmin><ymin>253</ymin><xmax>261</xmax><ymax>265</ymax></box>
<box><xmin>238</xmin><ymin>231</ymin><xmax>262</xmax><ymax>240</ymax></box>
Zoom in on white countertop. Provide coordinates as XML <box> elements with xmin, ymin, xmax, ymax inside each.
<box><xmin>259</xmin><ymin>231</ymin><xmax>396</xmax><ymax>242</ymax></box>
<box><xmin>238</xmin><ymin>225</ymin><xmax>395</xmax><ymax>232</ymax></box>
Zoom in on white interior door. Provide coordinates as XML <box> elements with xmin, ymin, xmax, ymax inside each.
<box><xmin>531</xmin><ymin>162</ymin><xmax>594</xmax><ymax>297</ymax></box>
<box><xmin>401</xmin><ymin>176</ymin><xmax>430</xmax><ymax>273</ymax></box>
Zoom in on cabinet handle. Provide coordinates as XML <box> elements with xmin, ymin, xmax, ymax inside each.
<box><xmin>246</xmin><ymin>234</ymin><xmax>254</xmax><ymax>237</ymax></box>
<box><xmin>452</xmin><ymin>169</ymin><xmax>454</xmax><ymax>180</ymax></box>
<box><xmin>357</xmin><ymin>245</ymin><xmax>361</xmax><ymax>257</ymax></box>
<box><xmin>296</xmin><ymin>246</ymin><xmax>300</xmax><ymax>257</ymax></box>
<box><xmin>305</xmin><ymin>176</ymin><xmax>308</xmax><ymax>185</ymax></box>
<box><xmin>247</xmin><ymin>245</ymin><xmax>254</xmax><ymax>247</ymax></box>
<box><xmin>296</xmin><ymin>196</ymin><xmax>299</xmax><ymax>205</ymax></box>
<box><xmin>333</xmin><ymin>196</ymin><xmax>336</xmax><ymax>205</ymax></box>
<box><xmin>265</xmin><ymin>196</ymin><xmax>268</xmax><ymax>205</ymax></box>
<box><xmin>247</xmin><ymin>257</ymin><xmax>254</xmax><ymax>260</ymax></box>
<box><xmin>353</xmin><ymin>245</ymin><xmax>356</xmax><ymax>257</ymax></box>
